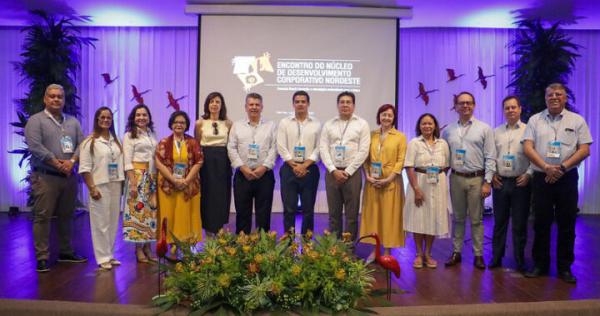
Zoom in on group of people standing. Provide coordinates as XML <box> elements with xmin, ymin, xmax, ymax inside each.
<box><xmin>26</xmin><ymin>83</ymin><xmax>591</xmax><ymax>285</ymax></box>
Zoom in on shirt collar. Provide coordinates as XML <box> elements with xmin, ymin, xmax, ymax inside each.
<box><xmin>418</xmin><ymin>135</ymin><xmax>441</xmax><ymax>143</ymax></box>
<box><xmin>457</xmin><ymin>116</ymin><xmax>475</xmax><ymax>126</ymax></box>
<box><xmin>291</xmin><ymin>115</ymin><xmax>313</xmax><ymax>122</ymax></box>
<box><xmin>543</xmin><ymin>108</ymin><xmax>566</xmax><ymax>121</ymax></box>
<box><xmin>505</xmin><ymin>120</ymin><xmax>523</xmax><ymax>129</ymax></box>
<box><xmin>335</xmin><ymin>114</ymin><xmax>357</xmax><ymax>122</ymax></box>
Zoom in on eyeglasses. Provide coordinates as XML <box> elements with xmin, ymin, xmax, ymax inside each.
<box><xmin>173</xmin><ymin>121</ymin><xmax>186</xmax><ymax>126</ymax></box>
<box><xmin>456</xmin><ymin>101</ymin><xmax>474</xmax><ymax>106</ymax></box>
<box><xmin>212</xmin><ymin>122</ymin><xmax>219</xmax><ymax>135</ymax></box>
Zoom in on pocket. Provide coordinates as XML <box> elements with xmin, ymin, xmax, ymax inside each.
<box><xmin>560</xmin><ymin>129</ymin><xmax>577</xmax><ymax>146</ymax></box>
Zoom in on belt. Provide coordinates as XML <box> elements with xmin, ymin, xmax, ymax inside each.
<box><xmin>452</xmin><ymin>169</ymin><xmax>484</xmax><ymax>178</ymax></box>
<box><xmin>33</xmin><ymin>167</ymin><xmax>67</xmax><ymax>178</ymax></box>
<box><xmin>415</xmin><ymin>167</ymin><xmax>443</xmax><ymax>174</ymax></box>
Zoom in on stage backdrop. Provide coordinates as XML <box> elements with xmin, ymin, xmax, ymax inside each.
<box><xmin>1</xmin><ymin>26</ymin><xmax>598</xmax><ymax>213</ymax></box>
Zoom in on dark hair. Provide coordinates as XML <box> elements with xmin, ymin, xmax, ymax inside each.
<box><xmin>292</xmin><ymin>90</ymin><xmax>310</xmax><ymax>103</ymax></box>
<box><xmin>125</xmin><ymin>104</ymin><xmax>155</xmax><ymax>138</ymax></box>
<box><xmin>201</xmin><ymin>92</ymin><xmax>228</xmax><ymax>120</ymax></box>
<box><xmin>85</xmin><ymin>106</ymin><xmax>123</xmax><ymax>157</ymax></box>
<box><xmin>246</xmin><ymin>92</ymin><xmax>263</xmax><ymax>103</ymax></box>
<box><xmin>376</xmin><ymin>104</ymin><xmax>396</xmax><ymax>125</ymax></box>
<box><xmin>502</xmin><ymin>95</ymin><xmax>521</xmax><ymax>108</ymax></box>
<box><xmin>454</xmin><ymin>91</ymin><xmax>476</xmax><ymax>105</ymax></box>
<box><xmin>168</xmin><ymin>111</ymin><xmax>191</xmax><ymax>132</ymax></box>
<box><xmin>337</xmin><ymin>91</ymin><xmax>355</xmax><ymax>104</ymax></box>
<box><xmin>415</xmin><ymin>113</ymin><xmax>440</xmax><ymax>139</ymax></box>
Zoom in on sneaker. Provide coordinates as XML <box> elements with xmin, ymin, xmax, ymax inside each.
<box><xmin>36</xmin><ymin>260</ymin><xmax>50</xmax><ymax>273</ymax></box>
<box><xmin>58</xmin><ymin>253</ymin><xmax>88</xmax><ymax>263</ymax></box>
<box><xmin>109</xmin><ymin>259</ymin><xmax>121</xmax><ymax>266</ymax></box>
<box><xmin>98</xmin><ymin>262</ymin><xmax>112</xmax><ymax>270</ymax></box>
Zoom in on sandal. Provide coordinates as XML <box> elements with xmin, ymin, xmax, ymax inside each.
<box><xmin>136</xmin><ymin>246</ymin><xmax>149</xmax><ymax>263</ymax></box>
<box><xmin>424</xmin><ymin>255</ymin><xmax>438</xmax><ymax>269</ymax></box>
<box><xmin>143</xmin><ymin>244</ymin><xmax>158</xmax><ymax>262</ymax></box>
<box><xmin>413</xmin><ymin>255</ymin><xmax>424</xmax><ymax>269</ymax></box>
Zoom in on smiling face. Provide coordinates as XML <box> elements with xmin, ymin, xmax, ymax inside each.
<box><xmin>97</xmin><ymin>109</ymin><xmax>113</xmax><ymax>131</ymax></box>
<box><xmin>503</xmin><ymin>97</ymin><xmax>521</xmax><ymax>124</ymax></box>
<box><xmin>171</xmin><ymin>114</ymin><xmax>187</xmax><ymax>135</ymax></box>
<box><xmin>454</xmin><ymin>93</ymin><xmax>475</xmax><ymax>120</ymax></box>
<box><xmin>245</xmin><ymin>97</ymin><xmax>263</xmax><ymax>121</ymax></box>
<box><xmin>293</xmin><ymin>94</ymin><xmax>309</xmax><ymax>117</ymax></box>
<box><xmin>208</xmin><ymin>96</ymin><xmax>222</xmax><ymax>116</ymax></box>
<box><xmin>545</xmin><ymin>87</ymin><xmax>567</xmax><ymax>115</ymax></box>
<box><xmin>44</xmin><ymin>88</ymin><xmax>65</xmax><ymax>115</ymax></box>
<box><xmin>419</xmin><ymin>115</ymin><xmax>436</xmax><ymax>138</ymax></box>
<box><xmin>379</xmin><ymin>108</ymin><xmax>395</xmax><ymax>130</ymax></box>
<box><xmin>337</xmin><ymin>95</ymin><xmax>355</xmax><ymax>119</ymax></box>
<box><xmin>134</xmin><ymin>107</ymin><xmax>150</xmax><ymax>129</ymax></box>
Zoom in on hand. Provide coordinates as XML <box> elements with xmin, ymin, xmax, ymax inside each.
<box><xmin>516</xmin><ymin>174</ymin><xmax>530</xmax><ymax>187</ymax></box>
<box><xmin>89</xmin><ymin>187</ymin><xmax>102</xmax><ymax>200</ymax></box>
<box><xmin>253</xmin><ymin>166</ymin><xmax>267</xmax><ymax>179</ymax></box>
<box><xmin>413</xmin><ymin>188</ymin><xmax>424</xmax><ymax>207</ymax></box>
<box><xmin>492</xmin><ymin>174</ymin><xmax>503</xmax><ymax>189</ymax></box>
<box><xmin>365</xmin><ymin>174</ymin><xmax>377</xmax><ymax>185</ymax></box>
<box><xmin>481</xmin><ymin>182</ymin><xmax>491</xmax><ymax>199</ymax></box>
<box><xmin>332</xmin><ymin>170</ymin><xmax>349</xmax><ymax>185</ymax></box>
<box><xmin>61</xmin><ymin>159</ymin><xmax>75</xmax><ymax>175</ymax></box>
<box><xmin>292</xmin><ymin>163</ymin><xmax>308</xmax><ymax>178</ymax></box>
<box><xmin>240</xmin><ymin>165</ymin><xmax>257</xmax><ymax>181</ymax></box>
<box><xmin>543</xmin><ymin>164</ymin><xmax>563</xmax><ymax>183</ymax></box>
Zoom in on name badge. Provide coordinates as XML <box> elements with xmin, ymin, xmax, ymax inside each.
<box><xmin>108</xmin><ymin>163</ymin><xmax>119</xmax><ymax>181</ymax></box>
<box><xmin>248</xmin><ymin>144</ymin><xmax>259</xmax><ymax>160</ymax></box>
<box><xmin>426</xmin><ymin>167</ymin><xmax>440</xmax><ymax>184</ymax></box>
<box><xmin>334</xmin><ymin>146</ymin><xmax>346</xmax><ymax>164</ymax></box>
<box><xmin>293</xmin><ymin>146</ymin><xmax>306</xmax><ymax>162</ymax></box>
<box><xmin>370</xmin><ymin>162</ymin><xmax>382</xmax><ymax>179</ymax></box>
<box><xmin>60</xmin><ymin>135</ymin><xmax>74</xmax><ymax>154</ymax></box>
<box><xmin>454</xmin><ymin>149</ymin><xmax>466</xmax><ymax>166</ymax></box>
<box><xmin>173</xmin><ymin>163</ymin><xmax>187</xmax><ymax>179</ymax></box>
<box><xmin>502</xmin><ymin>154</ymin><xmax>515</xmax><ymax>170</ymax></box>
<box><xmin>546</xmin><ymin>141</ymin><xmax>561</xmax><ymax>158</ymax></box>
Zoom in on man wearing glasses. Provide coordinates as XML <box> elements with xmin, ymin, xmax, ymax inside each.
<box><xmin>442</xmin><ymin>91</ymin><xmax>496</xmax><ymax>270</ymax></box>
<box><xmin>522</xmin><ymin>83</ymin><xmax>592</xmax><ymax>283</ymax></box>
<box><xmin>276</xmin><ymin>91</ymin><xmax>321</xmax><ymax>237</ymax></box>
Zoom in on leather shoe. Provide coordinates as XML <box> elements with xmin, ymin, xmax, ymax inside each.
<box><xmin>444</xmin><ymin>252</ymin><xmax>462</xmax><ymax>267</ymax></box>
<box><xmin>58</xmin><ymin>253</ymin><xmax>88</xmax><ymax>263</ymax></box>
<box><xmin>488</xmin><ymin>258</ymin><xmax>502</xmax><ymax>269</ymax></box>
<box><xmin>474</xmin><ymin>256</ymin><xmax>486</xmax><ymax>270</ymax></box>
<box><xmin>36</xmin><ymin>260</ymin><xmax>50</xmax><ymax>273</ymax></box>
<box><xmin>558</xmin><ymin>270</ymin><xmax>577</xmax><ymax>284</ymax></box>
<box><xmin>524</xmin><ymin>267</ymin><xmax>548</xmax><ymax>278</ymax></box>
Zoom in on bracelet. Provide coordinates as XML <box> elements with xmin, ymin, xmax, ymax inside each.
<box><xmin>560</xmin><ymin>164</ymin><xmax>567</xmax><ymax>172</ymax></box>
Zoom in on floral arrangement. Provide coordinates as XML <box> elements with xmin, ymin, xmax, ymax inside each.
<box><xmin>153</xmin><ymin>230</ymin><xmax>375</xmax><ymax>315</ymax></box>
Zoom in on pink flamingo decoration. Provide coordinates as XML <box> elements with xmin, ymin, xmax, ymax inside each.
<box><xmin>357</xmin><ymin>233</ymin><xmax>400</xmax><ymax>300</ymax></box>
<box><xmin>156</xmin><ymin>218</ymin><xmax>168</xmax><ymax>294</ymax></box>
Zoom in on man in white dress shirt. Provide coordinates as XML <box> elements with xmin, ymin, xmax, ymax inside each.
<box><xmin>228</xmin><ymin>93</ymin><xmax>278</xmax><ymax>234</ymax></box>
<box><xmin>319</xmin><ymin>91</ymin><xmax>370</xmax><ymax>241</ymax></box>
<box><xmin>489</xmin><ymin>96</ymin><xmax>532</xmax><ymax>272</ymax></box>
<box><xmin>277</xmin><ymin>91</ymin><xmax>321</xmax><ymax>237</ymax></box>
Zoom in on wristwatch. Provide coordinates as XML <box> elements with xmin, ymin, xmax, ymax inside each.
<box><xmin>560</xmin><ymin>163</ymin><xmax>567</xmax><ymax>172</ymax></box>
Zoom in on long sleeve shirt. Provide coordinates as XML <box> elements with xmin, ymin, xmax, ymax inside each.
<box><xmin>122</xmin><ymin>129</ymin><xmax>158</xmax><ymax>173</ymax></box>
<box><xmin>78</xmin><ymin>135</ymin><xmax>125</xmax><ymax>185</ymax></box>
<box><xmin>227</xmin><ymin>119</ymin><xmax>278</xmax><ymax>169</ymax></box>
<box><xmin>319</xmin><ymin>114</ymin><xmax>370</xmax><ymax>176</ymax></box>
<box><xmin>442</xmin><ymin>117</ymin><xmax>496</xmax><ymax>182</ymax></box>
<box><xmin>276</xmin><ymin>115</ymin><xmax>321</xmax><ymax>163</ymax></box>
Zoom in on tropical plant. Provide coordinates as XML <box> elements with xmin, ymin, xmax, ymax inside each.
<box><xmin>506</xmin><ymin>19</ymin><xmax>580</xmax><ymax>121</ymax></box>
<box><xmin>153</xmin><ymin>230</ymin><xmax>375</xmax><ymax>315</ymax></box>
<box><xmin>9</xmin><ymin>9</ymin><xmax>96</xmax><ymax>203</ymax></box>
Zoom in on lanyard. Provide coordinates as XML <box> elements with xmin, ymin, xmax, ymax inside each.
<box><xmin>546</xmin><ymin>114</ymin><xmax>563</xmax><ymax>141</ymax></box>
<box><xmin>338</xmin><ymin>119</ymin><xmax>350</xmax><ymax>145</ymax></box>
<box><xmin>101</xmin><ymin>137</ymin><xmax>116</xmax><ymax>162</ymax></box>
<box><xmin>423</xmin><ymin>137</ymin><xmax>438</xmax><ymax>167</ymax></box>
<box><xmin>174</xmin><ymin>138</ymin><xmax>183</xmax><ymax>159</ymax></box>
<box><xmin>296</xmin><ymin>119</ymin><xmax>305</xmax><ymax>146</ymax></box>
<box><xmin>249</xmin><ymin>120</ymin><xmax>262</xmax><ymax>144</ymax></box>
<box><xmin>505</xmin><ymin>123</ymin><xmax>519</xmax><ymax>154</ymax></box>
<box><xmin>457</xmin><ymin>120</ymin><xmax>472</xmax><ymax>148</ymax></box>
<box><xmin>45</xmin><ymin>109</ymin><xmax>65</xmax><ymax>134</ymax></box>
<box><xmin>377</xmin><ymin>129</ymin><xmax>389</xmax><ymax>160</ymax></box>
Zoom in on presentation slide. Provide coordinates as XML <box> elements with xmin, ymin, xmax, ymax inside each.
<box><xmin>198</xmin><ymin>15</ymin><xmax>397</xmax><ymax>127</ymax></box>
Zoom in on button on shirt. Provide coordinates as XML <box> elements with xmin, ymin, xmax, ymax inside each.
<box><xmin>319</xmin><ymin>114</ymin><xmax>371</xmax><ymax>176</ymax></box>
<box><xmin>79</xmin><ymin>135</ymin><xmax>125</xmax><ymax>185</ymax></box>
<box><xmin>276</xmin><ymin>116</ymin><xmax>321</xmax><ymax>162</ymax></box>
<box><xmin>522</xmin><ymin>109</ymin><xmax>593</xmax><ymax>172</ymax></box>
<box><xmin>442</xmin><ymin>117</ymin><xmax>496</xmax><ymax>182</ymax></box>
<box><xmin>123</xmin><ymin>129</ymin><xmax>157</xmax><ymax>173</ymax></box>
<box><xmin>494</xmin><ymin>121</ymin><xmax>532</xmax><ymax>177</ymax></box>
<box><xmin>404</xmin><ymin>136</ymin><xmax>450</xmax><ymax>169</ymax></box>
<box><xmin>228</xmin><ymin>119</ymin><xmax>277</xmax><ymax>169</ymax></box>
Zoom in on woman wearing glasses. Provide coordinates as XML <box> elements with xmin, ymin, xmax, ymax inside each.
<box><xmin>156</xmin><ymin>111</ymin><xmax>203</xmax><ymax>255</ymax></box>
<box><xmin>194</xmin><ymin>92</ymin><xmax>233</xmax><ymax>236</ymax></box>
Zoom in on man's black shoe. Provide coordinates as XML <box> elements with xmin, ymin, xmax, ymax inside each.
<box><xmin>558</xmin><ymin>270</ymin><xmax>577</xmax><ymax>284</ymax></box>
<box><xmin>488</xmin><ymin>259</ymin><xmax>502</xmax><ymax>269</ymax></box>
<box><xmin>474</xmin><ymin>256</ymin><xmax>486</xmax><ymax>270</ymax></box>
<box><xmin>58</xmin><ymin>253</ymin><xmax>88</xmax><ymax>263</ymax></box>
<box><xmin>444</xmin><ymin>252</ymin><xmax>462</xmax><ymax>267</ymax></box>
<box><xmin>36</xmin><ymin>260</ymin><xmax>50</xmax><ymax>273</ymax></box>
<box><xmin>524</xmin><ymin>267</ymin><xmax>548</xmax><ymax>278</ymax></box>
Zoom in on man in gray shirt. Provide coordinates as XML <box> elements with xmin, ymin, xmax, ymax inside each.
<box><xmin>25</xmin><ymin>84</ymin><xmax>87</xmax><ymax>273</ymax></box>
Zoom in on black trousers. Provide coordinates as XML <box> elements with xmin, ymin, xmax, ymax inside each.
<box><xmin>531</xmin><ymin>169</ymin><xmax>579</xmax><ymax>272</ymax></box>
<box><xmin>233</xmin><ymin>169</ymin><xmax>275</xmax><ymax>234</ymax></box>
<box><xmin>280</xmin><ymin>164</ymin><xmax>320</xmax><ymax>235</ymax></box>
<box><xmin>491</xmin><ymin>176</ymin><xmax>531</xmax><ymax>267</ymax></box>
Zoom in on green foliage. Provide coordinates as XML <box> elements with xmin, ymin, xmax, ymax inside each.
<box><xmin>507</xmin><ymin>19</ymin><xmax>580</xmax><ymax>121</ymax></box>
<box><xmin>153</xmin><ymin>230</ymin><xmax>375</xmax><ymax>315</ymax></box>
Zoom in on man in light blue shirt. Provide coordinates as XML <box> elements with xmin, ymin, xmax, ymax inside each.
<box><xmin>442</xmin><ymin>91</ymin><xmax>496</xmax><ymax>269</ymax></box>
<box><xmin>522</xmin><ymin>83</ymin><xmax>592</xmax><ymax>283</ymax></box>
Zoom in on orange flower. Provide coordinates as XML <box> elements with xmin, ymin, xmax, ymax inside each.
<box><xmin>242</xmin><ymin>245</ymin><xmax>251</xmax><ymax>253</ymax></box>
<box><xmin>291</xmin><ymin>264</ymin><xmax>302</xmax><ymax>276</ymax></box>
<box><xmin>248</xmin><ymin>262</ymin><xmax>260</xmax><ymax>274</ymax></box>
<box><xmin>335</xmin><ymin>268</ymin><xmax>346</xmax><ymax>280</ymax></box>
<box><xmin>254</xmin><ymin>254</ymin><xmax>264</xmax><ymax>263</ymax></box>
<box><xmin>342</xmin><ymin>232</ymin><xmax>352</xmax><ymax>242</ymax></box>
<box><xmin>175</xmin><ymin>262</ymin><xmax>184</xmax><ymax>273</ymax></box>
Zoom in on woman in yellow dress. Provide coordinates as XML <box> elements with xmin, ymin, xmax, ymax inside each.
<box><xmin>360</xmin><ymin>104</ymin><xmax>407</xmax><ymax>260</ymax></box>
<box><xmin>155</xmin><ymin>111</ymin><xmax>203</xmax><ymax>255</ymax></box>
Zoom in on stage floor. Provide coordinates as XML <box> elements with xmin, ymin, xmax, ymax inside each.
<box><xmin>1</xmin><ymin>212</ymin><xmax>599</xmax><ymax>306</ymax></box>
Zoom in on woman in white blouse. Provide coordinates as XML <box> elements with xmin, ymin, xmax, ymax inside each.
<box><xmin>79</xmin><ymin>107</ymin><xmax>125</xmax><ymax>271</ymax></box>
<box><xmin>122</xmin><ymin>104</ymin><xmax>158</xmax><ymax>263</ymax></box>
<box><xmin>403</xmin><ymin>113</ymin><xmax>450</xmax><ymax>269</ymax></box>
